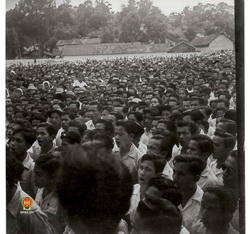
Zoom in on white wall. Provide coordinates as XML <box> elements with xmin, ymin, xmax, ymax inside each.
<box><xmin>209</xmin><ymin>35</ymin><xmax>234</xmax><ymax>50</ymax></box>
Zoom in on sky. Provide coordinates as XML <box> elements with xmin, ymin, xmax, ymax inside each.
<box><xmin>6</xmin><ymin>0</ymin><xmax>234</xmax><ymax>15</ymax></box>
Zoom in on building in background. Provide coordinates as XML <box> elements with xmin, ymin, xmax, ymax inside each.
<box><xmin>168</xmin><ymin>41</ymin><xmax>196</xmax><ymax>53</ymax></box>
<box><xmin>192</xmin><ymin>34</ymin><xmax>234</xmax><ymax>52</ymax></box>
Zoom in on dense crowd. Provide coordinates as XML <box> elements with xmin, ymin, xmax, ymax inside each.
<box><xmin>6</xmin><ymin>50</ymin><xmax>240</xmax><ymax>234</ymax></box>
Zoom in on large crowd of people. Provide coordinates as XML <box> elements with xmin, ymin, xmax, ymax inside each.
<box><xmin>6</xmin><ymin>50</ymin><xmax>240</xmax><ymax>234</ymax></box>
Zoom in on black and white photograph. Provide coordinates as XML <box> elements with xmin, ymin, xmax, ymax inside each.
<box><xmin>5</xmin><ymin>0</ymin><xmax>244</xmax><ymax>233</ymax></box>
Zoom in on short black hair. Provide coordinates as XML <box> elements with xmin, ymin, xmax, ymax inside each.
<box><xmin>176</xmin><ymin>120</ymin><xmax>199</xmax><ymax>135</ymax></box>
<box><xmin>35</xmin><ymin>152</ymin><xmax>61</xmax><ymax>178</ymax></box>
<box><xmin>127</xmin><ymin>111</ymin><xmax>143</xmax><ymax>123</ymax></box>
<box><xmin>204</xmin><ymin>186</ymin><xmax>238</xmax><ymax>223</ymax></box>
<box><xmin>96</xmin><ymin>119</ymin><xmax>114</xmax><ymax>136</ymax></box>
<box><xmin>92</xmin><ymin>133</ymin><xmax>114</xmax><ymax>150</ymax></box>
<box><xmin>56</xmin><ymin>145</ymin><xmax>133</xmax><ymax>233</ymax></box>
<box><xmin>6</xmin><ymin>149</ymin><xmax>24</xmax><ymax>186</ymax></box>
<box><xmin>147</xmin><ymin>175</ymin><xmax>182</xmax><ymax>207</ymax></box>
<box><xmin>12</xmin><ymin>127</ymin><xmax>36</xmax><ymax>146</ymax></box>
<box><xmin>140</xmin><ymin>154</ymin><xmax>166</xmax><ymax>174</ymax></box>
<box><xmin>151</xmin><ymin>134</ymin><xmax>176</xmax><ymax>160</ymax></box>
<box><xmin>37</xmin><ymin>123</ymin><xmax>58</xmax><ymax>138</ymax></box>
<box><xmin>68</xmin><ymin>120</ymin><xmax>87</xmax><ymax>137</ymax></box>
<box><xmin>173</xmin><ymin>155</ymin><xmax>204</xmax><ymax>180</ymax></box>
<box><xmin>136</xmin><ymin>198</ymin><xmax>182</xmax><ymax>234</ymax></box>
<box><xmin>116</xmin><ymin>120</ymin><xmax>143</xmax><ymax>138</ymax></box>
<box><xmin>62</xmin><ymin>131</ymin><xmax>81</xmax><ymax>144</ymax></box>
<box><xmin>190</xmin><ymin>134</ymin><xmax>214</xmax><ymax>156</ymax></box>
<box><xmin>213</xmin><ymin>131</ymin><xmax>236</xmax><ymax>149</ymax></box>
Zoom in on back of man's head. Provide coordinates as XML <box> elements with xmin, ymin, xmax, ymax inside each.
<box><xmin>56</xmin><ymin>145</ymin><xmax>133</xmax><ymax>234</ymax></box>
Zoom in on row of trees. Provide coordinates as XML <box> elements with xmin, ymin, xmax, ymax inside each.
<box><xmin>6</xmin><ymin>0</ymin><xmax>234</xmax><ymax>59</ymax></box>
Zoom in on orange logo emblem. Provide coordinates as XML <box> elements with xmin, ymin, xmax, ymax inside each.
<box><xmin>21</xmin><ymin>197</ymin><xmax>33</xmax><ymax>210</ymax></box>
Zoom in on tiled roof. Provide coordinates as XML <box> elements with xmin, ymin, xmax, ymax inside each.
<box><xmin>56</xmin><ymin>39</ymin><xmax>83</xmax><ymax>46</ymax></box>
<box><xmin>168</xmin><ymin>41</ymin><xmax>196</xmax><ymax>52</ymax></box>
<box><xmin>191</xmin><ymin>34</ymin><xmax>219</xmax><ymax>47</ymax></box>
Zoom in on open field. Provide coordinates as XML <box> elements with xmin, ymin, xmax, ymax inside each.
<box><xmin>6</xmin><ymin>52</ymin><xmax>200</xmax><ymax>67</ymax></box>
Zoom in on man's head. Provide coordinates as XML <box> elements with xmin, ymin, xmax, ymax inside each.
<box><xmin>56</xmin><ymin>145</ymin><xmax>133</xmax><ymax>234</ymax></box>
<box><xmin>61</xmin><ymin>112</ymin><xmax>75</xmax><ymax>131</ymax></box>
<box><xmin>176</xmin><ymin>120</ymin><xmax>199</xmax><ymax>148</ymax></box>
<box><xmin>173</xmin><ymin>155</ymin><xmax>204</xmax><ymax>191</ymax></box>
<box><xmin>216</xmin><ymin>119</ymin><xmax>237</xmax><ymax>136</ymax></box>
<box><xmin>9</xmin><ymin>127</ymin><xmax>36</xmax><ymax>160</ymax></box>
<box><xmin>212</xmin><ymin>131</ymin><xmax>236</xmax><ymax>163</ymax></box>
<box><xmin>115</xmin><ymin>120</ymin><xmax>138</xmax><ymax>151</ymax></box>
<box><xmin>190</xmin><ymin>97</ymin><xmax>200</xmax><ymax>109</ymax></box>
<box><xmin>92</xmin><ymin>133</ymin><xmax>114</xmax><ymax>154</ymax></box>
<box><xmin>6</xmin><ymin>150</ymin><xmax>24</xmax><ymax>203</ymax></box>
<box><xmin>48</xmin><ymin>109</ymin><xmax>62</xmax><ymax>130</ymax></box>
<box><xmin>34</xmin><ymin>151</ymin><xmax>61</xmax><ymax>188</ymax></box>
<box><xmin>222</xmin><ymin>150</ymin><xmax>238</xmax><ymax>191</ymax></box>
<box><xmin>187</xmin><ymin>134</ymin><xmax>213</xmax><ymax>163</ymax></box>
<box><xmin>200</xmin><ymin>186</ymin><xmax>238</xmax><ymax>230</ymax></box>
<box><xmin>36</xmin><ymin>123</ymin><xmax>57</xmax><ymax>147</ymax></box>
<box><xmin>133</xmin><ymin>175</ymin><xmax>182</xmax><ymax>234</ymax></box>
<box><xmin>88</xmin><ymin>101</ymin><xmax>101</xmax><ymax>122</ymax></box>
<box><xmin>138</xmin><ymin>154</ymin><xmax>166</xmax><ymax>187</ymax></box>
<box><xmin>182</xmin><ymin>98</ymin><xmax>190</xmax><ymax>110</ymax></box>
<box><xmin>95</xmin><ymin>119</ymin><xmax>114</xmax><ymax>137</ymax></box>
<box><xmin>147</xmin><ymin>134</ymin><xmax>176</xmax><ymax>161</ymax></box>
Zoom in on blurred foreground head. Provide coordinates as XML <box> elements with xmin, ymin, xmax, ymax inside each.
<box><xmin>56</xmin><ymin>144</ymin><xmax>133</xmax><ymax>234</ymax></box>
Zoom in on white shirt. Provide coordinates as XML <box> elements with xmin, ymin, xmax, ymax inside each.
<box><xmin>169</xmin><ymin>144</ymin><xmax>182</xmax><ymax>168</ymax></box>
<box><xmin>163</xmin><ymin>161</ymin><xmax>173</xmax><ymax>180</ymax></box>
<box><xmin>55</xmin><ymin>127</ymin><xmax>65</xmax><ymax>147</ymax></box>
<box><xmin>178</xmin><ymin>185</ymin><xmax>204</xmax><ymax>232</ymax></box>
<box><xmin>7</xmin><ymin>183</ymin><xmax>53</xmax><ymax>234</ymax></box>
<box><xmin>128</xmin><ymin>184</ymin><xmax>141</xmax><ymax>217</ymax></box>
<box><xmin>191</xmin><ymin>219</ymin><xmax>239</xmax><ymax>234</ymax></box>
<box><xmin>207</xmin><ymin>155</ymin><xmax>224</xmax><ymax>185</ymax></box>
<box><xmin>140</xmin><ymin>130</ymin><xmax>152</xmax><ymax>146</ymax></box>
<box><xmin>20</xmin><ymin>153</ymin><xmax>35</xmax><ymax>196</ymax></box>
<box><xmin>85</xmin><ymin>120</ymin><xmax>95</xmax><ymax>130</ymax></box>
<box><xmin>27</xmin><ymin>140</ymin><xmax>57</xmax><ymax>161</ymax></box>
<box><xmin>137</xmin><ymin>142</ymin><xmax>147</xmax><ymax>160</ymax></box>
<box><xmin>35</xmin><ymin>188</ymin><xmax>59</xmax><ymax>215</ymax></box>
<box><xmin>197</xmin><ymin>164</ymin><xmax>220</xmax><ymax>190</ymax></box>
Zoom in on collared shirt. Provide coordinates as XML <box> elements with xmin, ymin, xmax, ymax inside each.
<box><xmin>55</xmin><ymin>127</ymin><xmax>65</xmax><ymax>147</ymax></box>
<box><xmin>85</xmin><ymin>120</ymin><xmax>95</xmax><ymax>130</ymax></box>
<box><xmin>191</xmin><ymin>219</ymin><xmax>239</xmax><ymax>234</ymax></box>
<box><xmin>20</xmin><ymin>153</ymin><xmax>36</xmax><ymax>198</ymax></box>
<box><xmin>113</xmin><ymin>143</ymin><xmax>140</xmax><ymax>183</ymax></box>
<box><xmin>27</xmin><ymin>140</ymin><xmax>41</xmax><ymax>161</ymax></box>
<box><xmin>27</xmin><ymin>140</ymin><xmax>57</xmax><ymax>161</ymax></box>
<box><xmin>63</xmin><ymin>220</ymin><xmax>129</xmax><ymax>234</ymax></box>
<box><xmin>180</xmin><ymin>226</ymin><xmax>190</xmax><ymax>234</ymax></box>
<box><xmin>112</xmin><ymin>137</ymin><xmax>120</xmax><ymax>153</ymax></box>
<box><xmin>129</xmin><ymin>184</ymin><xmax>141</xmax><ymax>217</ymax></box>
<box><xmin>137</xmin><ymin>142</ymin><xmax>147</xmax><ymax>160</ymax></box>
<box><xmin>7</xmin><ymin>183</ymin><xmax>54</xmax><ymax>234</ymax></box>
<box><xmin>197</xmin><ymin>164</ymin><xmax>220</xmax><ymax>190</ymax></box>
<box><xmin>231</xmin><ymin>200</ymin><xmax>239</xmax><ymax>231</ymax></box>
<box><xmin>163</xmin><ymin>161</ymin><xmax>173</xmax><ymax>180</ymax></box>
<box><xmin>140</xmin><ymin>130</ymin><xmax>152</xmax><ymax>146</ymax></box>
<box><xmin>207</xmin><ymin>156</ymin><xmax>224</xmax><ymax>185</ymax></box>
<box><xmin>121</xmin><ymin>144</ymin><xmax>140</xmax><ymax>182</ymax></box>
<box><xmin>178</xmin><ymin>185</ymin><xmax>204</xmax><ymax>232</ymax></box>
<box><xmin>169</xmin><ymin>144</ymin><xmax>182</xmax><ymax>168</ymax></box>
<box><xmin>35</xmin><ymin>188</ymin><xmax>58</xmax><ymax>215</ymax></box>
<box><xmin>35</xmin><ymin>188</ymin><xmax>65</xmax><ymax>233</ymax></box>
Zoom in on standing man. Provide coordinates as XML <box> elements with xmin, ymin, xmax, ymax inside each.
<box><xmin>173</xmin><ymin>155</ymin><xmax>204</xmax><ymax>231</ymax></box>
